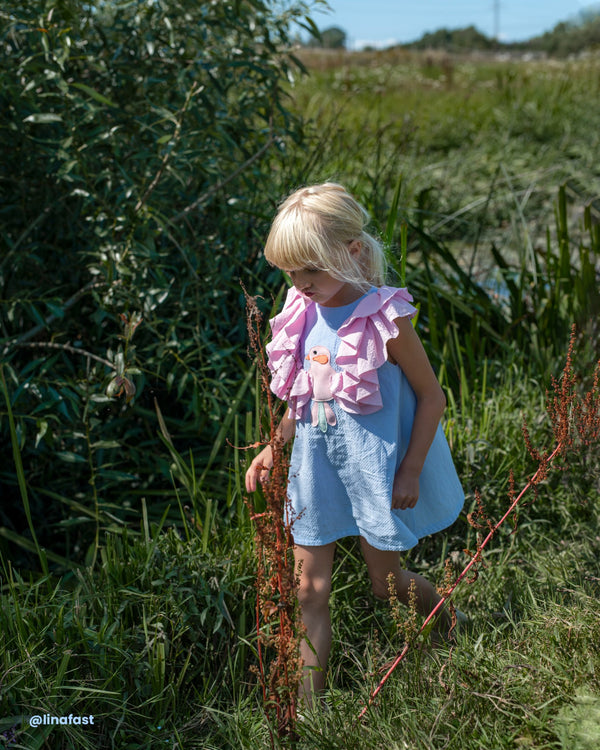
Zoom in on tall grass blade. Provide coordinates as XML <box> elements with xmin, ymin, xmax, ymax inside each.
<box><xmin>382</xmin><ymin>172</ymin><xmax>404</xmax><ymax>282</ymax></box>
<box><xmin>400</xmin><ymin>221</ymin><xmax>408</xmax><ymax>288</ymax></box>
<box><xmin>0</xmin><ymin>527</ymin><xmax>75</xmax><ymax>569</ymax></box>
<box><xmin>199</xmin><ymin>359</ymin><xmax>256</xmax><ymax>486</ymax></box>
<box><xmin>383</xmin><ymin>173</ymin><xmax>403</xmax><ymax>247</ymax></box>
<box><xmin>1</xmin><ymin>365</ymin><xmax>49</xmax><ymax>575</ymax></box>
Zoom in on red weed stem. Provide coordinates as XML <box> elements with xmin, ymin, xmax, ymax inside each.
<box><xmin>255</xmin><ymin>576</ymin><xmax>267</xmax><ymax>704</ymax></box>
<box><xmin>357</xmin><ymin>440</ymin><xmax>563</xmax><ymax>720</ymax></box>
<box><xmin>243</xmin><ymin>289</ymin><xmax>301</xmax><ymax>739</ymax></box>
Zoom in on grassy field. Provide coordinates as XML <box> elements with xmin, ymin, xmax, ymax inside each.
<box><xmin>2</xmin><ymin>50</ymin><xmax>600</xmax><ymax>749</ymax></box>
<box><xmin>3</xmin><ymin>352</ymin><xmax>598</xmax><ymax>749</ymax></box>
<box><xmin>287</xmin><ymin>49</ymin><xmax>600</xmax><ymax>268</ymax></box>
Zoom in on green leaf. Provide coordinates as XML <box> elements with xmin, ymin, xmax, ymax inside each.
<box><xmin>23</xmin><ymin>113</ymin><xmax>63</xmax><ymax>123</ymax></box>
<box><xmin>35</xmin><ymin>419</ymin><xmax>48</xmax><ymax>448</ymax></box>
<box><xmin>70</xmin><ymin>82</ymin><xmax>118</xmax><ymax>108</ymax></box>
<box><xmin>56</xmin><ymin>451</ymin><xmax>87</xmax><ymax>464</ymax></box>
<box><xmin>45</xmin><ymin>301</ymin><xmax>65</xmax><ymax>319</ymax></box>
<box><xmin>297</xmin><ymin>17</ymin><xmax>321</xmax><ymax>39</ymax></box>
<box><xmin>90</xmin><ymin>440</ymin><xmax>121</xmax><ymax>449</ymax></box>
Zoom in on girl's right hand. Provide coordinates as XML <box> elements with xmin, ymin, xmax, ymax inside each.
<box><xmin>245</xmin><ymin>444</ymin><xmax>274</xmax><ymax>493</ymax></box>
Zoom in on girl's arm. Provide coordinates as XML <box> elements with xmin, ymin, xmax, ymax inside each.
<box><xmin>245</xmin><ymin>408</ymin><xmax>296</xmax><ymax>492</ymax></box>
<box><xmin>386</xmin><ymin>317</ymin><xmax>447</xmax><ymax>510</ymax></box>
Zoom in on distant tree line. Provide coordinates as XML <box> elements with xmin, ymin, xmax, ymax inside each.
<box><xmin>403</xmin><ymin>12</ymin><xmax>600</xmax><ymax>56</ymax></box>
<box><xmin>304</xmin><ymin>25</ymin><xmax>347</xmax><ymax>49</ymax></box>
<box><xmin>521</xmin><ymin>10</ymin><xmax>600</xmax><ymax>56</ymax></box>
<box><xmin>403</xmin><ymin>25</ymin><xmax>495</xmax><ymax>53</ymax></box>
<box><xmin>304</xmin><ymin>7</ymin><xmax>600</xmax><ymax>56</ymax></box>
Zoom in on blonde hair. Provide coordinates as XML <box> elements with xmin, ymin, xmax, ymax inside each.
<box><xmin>264</xmin><ymin>183</ymin><xmax>386</xmax><ymax>291</ymax></box>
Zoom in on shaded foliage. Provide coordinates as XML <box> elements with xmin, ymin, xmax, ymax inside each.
<box><xmin>0</xmin><ymin>526</ymin><xmax>255</xmax><ymax>747</ymax></box>
<box><xmin>0</xmin><ymin>0</ymin><xmax>315</xmax><ymax>563</ymax></box>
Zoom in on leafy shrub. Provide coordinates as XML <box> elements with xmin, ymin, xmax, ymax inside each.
<box><xmin>0</xmin><ymin>0</ymin><xmax>315</xmax><ymax>562</ymax></box>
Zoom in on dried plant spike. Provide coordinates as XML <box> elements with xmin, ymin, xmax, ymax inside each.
<box><xmin>242</xmin><ymin>289</ymin><xmax>302</xmax><ymax>739</ymax></box>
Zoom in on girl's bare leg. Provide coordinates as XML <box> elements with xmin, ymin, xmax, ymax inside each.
<box><xmin>294</xmin><ymin>542</ymin><xmax>336</xmax><ymax>706</ymax></box>
<box><xmin>359</xmin><ymin>537</ymin><xmax>452</xmax><ymax>632</ymax></box>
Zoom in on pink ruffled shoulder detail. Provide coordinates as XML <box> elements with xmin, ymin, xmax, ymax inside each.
<box><xmin>330</xmin><ymin>286</ymin><xmax>417</xmax><ymax>414</ymax></box>
<box><xmin>266</xmin><ymin>287</ymin><xmax>312</xmax><ymax>418</ymax></box>
<box><xmin>266</xmin><ymin>285</ymin><xmax>417</xmax><ymax>418</ymax></box>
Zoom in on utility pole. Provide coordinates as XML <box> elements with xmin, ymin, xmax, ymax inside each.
<box><xmin>493</xmin><ymin>0</ymin><xmax>500</xmax><ymax>41</ymax></box>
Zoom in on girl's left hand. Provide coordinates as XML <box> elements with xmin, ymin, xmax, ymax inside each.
<box><xmin>392</xmin><ymin>465</ymin><xmax>420</xmax><ymax>510</ymax></box>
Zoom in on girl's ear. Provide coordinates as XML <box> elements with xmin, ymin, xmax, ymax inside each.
<box><xmin>348</xmin><ymin>239</ymin><xmax>362</xmax><ymax>257</ymax></box>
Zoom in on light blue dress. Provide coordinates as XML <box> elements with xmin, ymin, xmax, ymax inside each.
<box><xmin>287</xmin><ymin>290</ymin><xmax>465</xmax><ymax>551</ymax></box>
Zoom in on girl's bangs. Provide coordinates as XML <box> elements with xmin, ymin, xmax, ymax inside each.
<box><xmin>266</xmin><ymin>221</ymin><xmax>323</xmax><ymax>271</ymax></box>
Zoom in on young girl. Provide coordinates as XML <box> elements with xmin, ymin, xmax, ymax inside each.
<box><xmin>245</xmin><ymin>183</ymin><xmax>465</xmax><ymax>706</ymax></box>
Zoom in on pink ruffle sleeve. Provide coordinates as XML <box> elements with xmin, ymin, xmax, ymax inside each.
<box><xmin>330</xmin><ymin>286</ymin><xmax>417</xmax><ymax>414</ymax></box>
<box><xmin>266</xmin><ymin>287</ymin><xmax>312</xmax><ymax>418</ymax></box>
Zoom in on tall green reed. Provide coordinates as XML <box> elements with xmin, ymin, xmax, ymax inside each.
<box><xmin>1</xmin><ymin>366</ymin><xmax>48</xmax><ymax>575</ymax></box>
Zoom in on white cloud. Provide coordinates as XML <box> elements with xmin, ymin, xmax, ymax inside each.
<box><xmin>351</xmin><ymin>37</ymin><xmax>399</xmax><ymax>50</ymax></box>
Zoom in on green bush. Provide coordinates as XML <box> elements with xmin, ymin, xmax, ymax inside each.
<box><xmin>0</xmin><ymin>0</ymin><xmax>315</xmax><ymax>563</ymax></box>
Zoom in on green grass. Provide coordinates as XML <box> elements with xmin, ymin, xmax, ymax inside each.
<box><xmin>290</xmin><ymin>51</ymin><xmax>600</xmax><ymax>196</ymax></box>
<box><xmin>0</xmin><ymin>526</ymin><xmax>256</xmax><ymax>749</ymax></box>
<box><xmin>291</xmin><ymin>588</ymin><xmax>600</xmax><ymax>750</ymax></box>
<box><xmin>2</xmin><ymin>50</ymin><xmax>599</xmax><ymax>749</ymax></box>
<box><xmin>2</xmin><ymin>350</ymin><xmax>598</xmax><ymax>748</ymax></box>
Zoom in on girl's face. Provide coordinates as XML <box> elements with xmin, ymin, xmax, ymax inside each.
<box><xmin>286</xmin><ymin>267</ymin><xmax>363</xmax><ymax>307</ymax></box>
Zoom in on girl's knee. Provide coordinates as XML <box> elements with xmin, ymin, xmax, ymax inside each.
<box><xmin>297</xmin><ymin>574</ymin><xmax>332</xmax><ymax>610</ymax></box>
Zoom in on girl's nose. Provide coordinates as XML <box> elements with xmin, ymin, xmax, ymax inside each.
<box><xmin>290</xmin><ymin>270</ymin><xmax>308</xmax><ymax>289</ymax></box>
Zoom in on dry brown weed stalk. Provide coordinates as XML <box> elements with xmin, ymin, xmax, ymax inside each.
<box><xmin>358</xmin><ymin>325</ymin><xmax>600</xmax><ymax>720</ymax></box>
<box><xmin>244</xmin><ymin>291</ymin><xmax>302</xmax><ymax>742</ymax></box>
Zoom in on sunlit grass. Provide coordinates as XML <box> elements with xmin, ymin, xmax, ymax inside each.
<box><xmin>287</xmin><ymin>51</ymin><xmax>600</xmax><ymax>264</ymax></box>
<box><xmin>2</xmin><ymin>341</ymin><xmax>598</xmax><ymax>747</ymax></box>
<box><xmin>2</xmin><ymin>47</ymin><xmax>599</xmax><ymax>750</ymax></box>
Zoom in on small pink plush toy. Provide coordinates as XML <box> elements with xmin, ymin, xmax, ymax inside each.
<box><xmin>306</xmin><ymin>346</ymin><xmax>337</xmax><ymax>432</ymax></box>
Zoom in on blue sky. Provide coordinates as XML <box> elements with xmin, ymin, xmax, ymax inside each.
<box><xmin>308</xmin><ymin>1</ymin><xmax>594</xmax><ymax>48</ymax></box>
